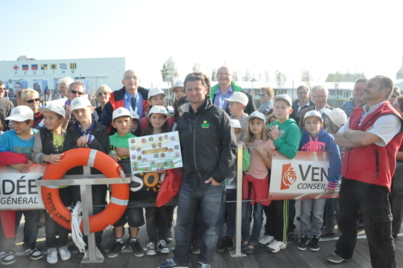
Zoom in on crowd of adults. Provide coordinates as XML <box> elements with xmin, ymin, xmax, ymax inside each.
<box><xmin>0</xmin><ymin>68</ymin><xmax>402</xmax><ymax>268</ymax></box>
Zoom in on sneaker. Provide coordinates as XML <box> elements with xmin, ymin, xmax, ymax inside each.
<box><xmin>107</xmin><ymin>240</ymin><xmax>126</xmax><ymax>258</ymax></box>
<box><xmin>326</xmin><ymin>252</ymin><xmax>350</xmax><ymax>264</ymax></box>
<box><xmin>192</xmin><ymin>240</ymin><xmax>201</xmax><ymax>255</ymax></box>
<box><xmin>288</xmin><ymin>232</ymin><xmax>299</xmax><ymax>243</ymax></box>
<box><xmin>129</xmin><ymin>238</ymin><xmax>145</xmax><ymax>257</ymax></box>
<box><xmin>309</xmin><ymin>236</ymin><xmax>320</xmax><ymax>251</ymax></box>
<box><xmin>145</xmin><ymin>242</ymin><xmax>156</xmax><ymax>256</ymax></box>
<box><xmin>198</xmin><ymin>261</ymin><xmax>211</xmax><ymax>268</ymax></box>
<box><xmin>259</xmin><ymin>235</ymin><xmax>275</xmax><ymax>245</ymax></box>
<box><xmin>224</xmin><ymin>236</ymin><xmax>234</xmax><ymax>250</ymax></box>
<box><xmin>216</xmin><ymin>237</ymin><xmax>225</xmax><ymax>253</ymax></box>
<box><xmin>1</xmin><ymin>252</ymin><xmax>16</xmax><ymax>265</ymax></box>
<box><xmin>166</xmin><ymin>228</ymin><xmax>173</xmax><ymax>243</ymax></box>
<box><xmin>266</xmin><ymin>240</ymin><xmax>287</xmax><ymax>253</ymax></box>
<box><xmin>26</xmin><ymin>248</ymin><xmax>43</xmax><ymax>260</ymax></box>
<box><xmin>158</xmin><ymin>258</ymin><xmax>189</xmax><ymax>268</ymax></box>
<box><xmin>157</xmin><ymin>240</ymin><xmax>170</xmax><ymax>254</ymax></box>
<box><xmin>58</xmin><ymin>246</ymin><xmax>71</xmax><ymax>261</ymax></box>
<box><xmin>297</xmin><ymin>236</ymin><xmax>310</xmax><ymax>251</ymax></box>
<box><xmin>0</xmin><ymin>252</ymin><xmax>5</xmax><ymax>258</ymax></box>
<box><xmin>47</xmin><ymin>248</ymin><xmax>58</xmax><ymax>264</ymax></box>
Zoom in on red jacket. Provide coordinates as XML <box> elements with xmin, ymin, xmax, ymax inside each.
<box><xmin>341</xmin><ymin>102</ymin><xmax>403</xmax><ymax>192</ymax></box>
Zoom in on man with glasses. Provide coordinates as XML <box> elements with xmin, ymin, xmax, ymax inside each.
<box><xmin>298</xmin><ymin>85</ymin><xmax>333</xmax><ymax>129</ymax></box>
<box><xmin>210</xmin><ymin>66</ymin><xmax>256</xmax><ymax>115</ymax></box>
<box><xmin>99</xmin><ymin>69</ymin><xmax>148</xmax><ymax>134</ymax></box>
<box><xmin>339</xmin><ymin>78</ymin><xmax>367</xmax><ymax>117</ymax></box>
<box><xmin>290</xmin><ymin>85</ymin><xmax>314</xmax><ymax>125</ymax></box>
<box><xmin>0</xmin><ymin>80</ymin><xmax>14</xmax><ymax>131</ymax></box>
<box><xmin>62</xmin><ymin>81</ymin><xmax>86</xmax><ymax>130</ymax></box>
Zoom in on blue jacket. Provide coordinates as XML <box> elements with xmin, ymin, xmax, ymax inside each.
<box><xmin>299</xmin><ymin>128</ymin><xmax>341</xmax><ymax>188</ymax></box>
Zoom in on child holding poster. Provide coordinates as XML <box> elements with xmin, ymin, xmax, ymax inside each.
<box><xmin>143</xmin><ymin>105</ymin><xmax>172</xmax><ymax>255</ymax></box>
<box><xmin>297</xmin><ymin>110</ymin><xmax>341</xmax><ymax>252</ymax></box>
<box><xmin>241</xmin><ymin>111</ymin><xmax>275</xmax><ymax>254</ymax></box>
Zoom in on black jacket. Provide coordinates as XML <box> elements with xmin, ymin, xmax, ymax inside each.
<box><xmin>177</xmin><ymin>98</ymin><xmax>236</xmax><ymax>184</ymax></box>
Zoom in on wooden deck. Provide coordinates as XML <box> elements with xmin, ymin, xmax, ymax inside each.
<box><xmin>4</xmin><ymin>214</ymin><xmax>403</xmax><ymax>268</ymax></box>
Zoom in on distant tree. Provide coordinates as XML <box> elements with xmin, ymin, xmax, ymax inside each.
<box><xmin>300</xmin><ymin>69</ymin><xmax>312</xmax><ymax>87</ymax></box>
<box><xmin>243</xmin><ymin>70</ymin><xmax>252</xmax><ymax>82</ymax></box>
<box><xmin>275</xmin><ymin>70</ymin><xmax>287</xmax><ymax>88</ymax></box>
<box><xmin>211</xmin><ymin>69</ymin><xmax>217</xmax><ymax>81</ymax></box>
<box><xmin>193</xmin><ymin>63</ymin><xmax>201</xmax><ymax>72</ymax></box>
<box><xmin>264</xmin><ymin>71</ymin><xmax>270</xmax><ymax>85</ymax></box>
<box><xmin>161</xmin><ymin>57</ymin><xmax>179</xmax><ymax>87</ymax></box>
<box><xmin>250</xmin><ymin>75</ymin><xmax>257</xmax><ymax>82</ymax></box>
<box><xmin>233</xmin><ymin>71</ymin><xmax>239</xmax><ymax>82</ymax></box>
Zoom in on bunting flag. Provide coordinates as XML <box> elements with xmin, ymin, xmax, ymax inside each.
<box><xmin>41</xmin><ymin>64</ymin><xmax>48</xmax><ymax>70</ymax></box>
<box><xmin>70</xmin><ymin>63</ymin><xmax>77</xmax><ymax>69</ymax></box>
<box><xmin>60</xmin><ymin>63</ymin><xmax>67</xmax><ymax>69</ymax></box>
<box><xmin>50</xmin><ymin>63</ymin><xmax>57</xmax><ymax>70</ymax></box>
<box><xmin>31</xmin><ymin>64</ymin><xmax>38</xmax><ymax>70</ymax></box>
<box><xmin>13</xmin><ymin>65</ymin><xmax>19</xmax><ymax>70</ymax></box>
<box><xmin>22</xmin><ymin>65</ymin><xmax>29</xmax><ymax>70</ymax></box>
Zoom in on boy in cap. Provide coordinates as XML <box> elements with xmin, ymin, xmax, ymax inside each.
<box><xmin>262</xmin><ymin>94</ymin><xmax>301</xmax><ymax>253</ymax></box>
<box><xmin>224</xmin><ymin>92</ymin><xmax>249</xmax><ymax>142</ymax></box>
<box><xmin>297</xmin><ymin>110</ymin><xmax>341</xmax><ymax>252</ymax></box>
<box><xmin>0</xmin><ymin>106</ymin><xmax>43</xmax><ymax>265</ymax></box>
<box><xmin>32</xmin><ymin>102</ymin><xmax>72</xmax><ymax>264</ymax></box>
<box><xmin>107</xmin><ymin>107</ymin><xmax>146</xmax><ymax>258</ymax></box>
<box><xmin>130</xmin><ymin>111</ymin><xmax>141</xmax><ymax>136</ymax></box>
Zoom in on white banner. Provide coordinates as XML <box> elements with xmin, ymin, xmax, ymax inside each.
<box><xmin>0</xmin><ymin>164</ymin><xmax>46</xmax><ymax>210</ymax></box>
<box><xmin>269</xmin><ymin>151</ymin><xmax>339</xmax><ymax>200</ymax></box>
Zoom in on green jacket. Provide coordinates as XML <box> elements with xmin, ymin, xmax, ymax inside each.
<box><xmin>109</xmin><ymin>132</ymin><xmax>136</xmax><ymax>159</ymax></box>
<box><xmin>268</xmin><ymin>118</ymin><xmax>301</xmax><ymax>159</ymax></box>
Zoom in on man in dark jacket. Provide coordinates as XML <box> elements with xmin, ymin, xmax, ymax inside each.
<box><xmin>210</xmin><ymin>66</ymin><xmax>256</xmax><ymax>115</ymax></box>
<box><xmin>290</xmin><ymin>85</ymin><xmax>314</xmax><ymax>125</ymax></box>
<box><xmin>159</xmin><ymin>72</ymin><xmax>236</xmax><ymax>268</ymax></box>
<box><xmin>99</xmin><ymin>69</ymin><xmax>148</xmax><ymax>133</ymax></box>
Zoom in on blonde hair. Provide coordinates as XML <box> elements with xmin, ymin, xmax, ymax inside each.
<box><xmin>96</xmin><ymin>84</ymin><xmax>112</xmax><ymax>95</ymax></box>
<box><xmin>21</xmin><ymin>88</ymin><xmax>39</xmax><ymax>102</ymax></box>
<box><xmin>246</xmin><ymin>117</ymin><xmax>268</xmax><ymax>144</ymax></box>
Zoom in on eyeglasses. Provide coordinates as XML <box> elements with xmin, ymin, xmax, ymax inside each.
<box><xmin>70</xmin><ymin>90</ymin><xmax>84</xmax><ymax>95</ymax></box>
<box><xmin>98</xmin><ymin>92</ymin><xmax>108</xmax><ymax>96</ymax></box>
<box><xmin>217</xmin><ymin>73</ymin><xmax>231</xmax><ymax>76</ymax></box>
<box><xmin>124</xmin><ymin>76</ymin><xmax>138</xmax><ymax>80</ymax></box>
<box><xmin>25</xmin><ymin>98</ymin><xmax>40</xmax><ymax>103</ymax></box>
<box><xmin>261</xmin><ymin>94</ymin><xmax>269</xmax><ymax>97</ymax></box>
<box><xmin>391</xmin><ymin>95</ymin><xmax>397</xmax><ymax>98</ymax></box>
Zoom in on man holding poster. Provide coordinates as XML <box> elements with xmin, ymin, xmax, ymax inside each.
<box><xmin>159</xmin><ymin>72</ymin><xmax>236</xmax><ymax>268</ymax></box>
<box><xmin>327</xmin><ymin>76</ymin><xmax>403</xmax><ymax>267</ymax></box>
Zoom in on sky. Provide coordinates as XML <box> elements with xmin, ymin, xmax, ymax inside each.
<box><xmin>1</xmin><ymin>0</ymin><xmax>402</xmax><ymax>87</ymax></box>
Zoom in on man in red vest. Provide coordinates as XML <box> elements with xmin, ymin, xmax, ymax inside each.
<box><xmin>99</xmin><ymin>69</ymin><xmax>148</xmax><ymax>134</ymax></box>
<box><xmin>327</xmin><ymin>75</ymin><xmax>403</xmax><ymax>267</ymax></box>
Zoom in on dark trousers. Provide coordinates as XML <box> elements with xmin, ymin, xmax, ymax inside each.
<box><xmin>264</xmin><ymin>200</ymin><xmax>290</xmax><ymax>242</ymax></box>
<box><xmin>335</xmin><ymin>179</ymin><xmax>395</xmax><ymax>268</ymax></box>
<box><xmin>145</xmin><ymin>206</ymin><xmax>171</xmax><ymax>243</ymax></box>
<box><xmin>16</xmin><ymin>210</ymin><xmax>40</xmax><ymax>249</ymax></box>
<box><xmin>390</xmin><ymin>194</ymin><xmax>403</xmax><ymax>236</ymax></box>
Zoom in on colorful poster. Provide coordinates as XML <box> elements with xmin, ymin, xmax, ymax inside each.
<box><xmin>269</xmin><ymin>151</ymin><xmax>339</xmax><ymax>200</ymax></box>
<box><xmin>128</xmin><ymin>131</ymin><xmax>183</xmax><ymax>174</ymax></box>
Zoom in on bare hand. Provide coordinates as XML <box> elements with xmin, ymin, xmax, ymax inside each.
<box><xmin>268</xmin><ymin>126</ymin><xmax>279</xmax><ymax>140</ymax></box>
<box><xmin>255</xmin><ymin>144</ymin><xmax>264</xmax><ymax>154</ymax></box>
<box><xmin>110</xmin><ymin>154</ymin><xmax>121</xmax><ymax>162</ymax></box>
<box><xmin>10</xmin><ymin>163</ymin><xmax>29</xmax><ymax>173</ymax></box>
<box><xmin>65</xmin><ymin>105</ymin><xmax>72</xmax><ymax>119</ymax></box>
<box><xmin>324</xmin><ymin>187</ymin><xmax>336</xmax><ymax>194</ymax></box>
<box><xmin>205</xmin><ymin>177</ymin><xmax>221</xmax><ymax>185</ymax></box>
<box><xmin>116</xmin><ymin>147</ymin><xmax>130</xmax><ymax>157</ymax></box>
<box><xmin>44</xmin><ymin>154</ymin><xmax>63</xmax><ymax>164</ymax></box>
<box><xmin>77</xmin><ymin>135</ymin><xmax>88</xmax><ymax>147</ymax></box>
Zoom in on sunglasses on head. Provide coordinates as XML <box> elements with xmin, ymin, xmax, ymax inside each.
<box><xmin>70</xmin><ymin>90</ymin><xmax>84</xmax><ymax>95</ymax></box>
<box><xmin>98</xmin><ymin>92</ymin><xmax>108</xmax><ymax>96</ymax></box>
<box><xmin>25</xmin><ymin>98</ymin><xmax>40</xmax><ymax>103</ymax></box>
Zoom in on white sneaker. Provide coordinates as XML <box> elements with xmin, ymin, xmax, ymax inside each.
<box><xmin>146</xmin><ymin>242</ymin><xmax>156</xmax><ymax>256</ymax></box>
<box><xmin>258</xmin><ymin>235</ymin><xmax>274</xmax><ymax>245</ymax></box>
<box><xmin>47</xmin><ymin>248</ymin><xmax>58</xmax><ymax>264</ymax></box>
<box><xmin>157</xmin><ymin>240</ymin><xmax>170</xmax><ymax>254</ymax></box>
<box><xmin>58</xmin><ymin>246</ymin><xmax>71</xmax><ymax>261</ymax></box>
<box><xmin>266</xmin><ymin>240</ymin><xmax>287</xmax><ymax>253</ymax></box>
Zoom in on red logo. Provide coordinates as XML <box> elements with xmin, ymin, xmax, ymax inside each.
<box><xmin>280</xmin><ymin>163</ymin><xmax>297</xmax><ymax>190</ymax></box>
<box><xmin>13</xmin><ymin>65</ymin><xmax>19</xmax><ymax>70</ymax></box>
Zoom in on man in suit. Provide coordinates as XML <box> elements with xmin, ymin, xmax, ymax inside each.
<box><xmin>290</xmin><ymin>85</ymin><xmax>314</xmax><ymax>125</ymax></box>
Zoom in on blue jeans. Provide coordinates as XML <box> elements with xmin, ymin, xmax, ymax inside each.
<box><xmin>173</xmin><ymin>178</ymin><xmax>224</xmax><ymax>265</ymax></box>
<box><xmin>241</xmin><ymin>202</ymin><xmax>264</xmax><ymax>244</ymax></box>
<box><xmin>299</xmin><ymin>198</ymin><xmax>326</xmax><ymax>237</ymax></box>
<box><xmin>217</xmin><ymin>189</ymin><xmax>236</xmax><ymax>238</ymax></box>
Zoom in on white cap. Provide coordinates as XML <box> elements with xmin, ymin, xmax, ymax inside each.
<box><xmin>230</xmin><ymin>119</ymin><xmax>242</xmax><ymax>129</ymax></box>
<box><xmin>38</xmin><ymin>102</ymin><xmax>65</xmax><ymax>118</ymax></box>
<box><xmin>6</xmin><ymin>105</ymin><xmax>34</xmax><ymax>122</ymax></box>
<box><xmin>304</xmin><ymin>110</ymin><xmax>323</xmax><ymax>122</ymax></box>
<box><xmin>323</xmin><ymin>108</ymin><xmax>347</xmax><ymax>128</ymax></box>
<box><xmin>148</xmin><ymin>105</ymin><xmax>168</xmax><ymax>116</ymax></box>
<box><xmin>224</xmin><ymin>92</ymin><xmax>249</xmax><ymax>106</ymax></box>
<box><xmin>148</xmin><ymin>88</ymin><xmax>165</xmax><ymax>99</ymax></box>
<box><xmin>273</xmin><ymin>94</ymin><xmax>292</xmax><ymax>107</ymax></box>
<box><xmin>71</xmin><ymin>96</ymin><xmax>92</xmax><ymax>111</ymax></box>
<box><xmin>130</xmin><ymin>111</ymin><xmax>140</xmax><ymax>120</ymax></box>
<box><xmin>170</xmin><ymin>80</ymin><xmax>184</xmax><ymax>92</ymax></box>
<box><xmin>247</xmin><ymin>111</ymin><xmax>266</xmax><ymax>124</ymax></box>
<box><xmin>112</xmin><ymin>107</ymin><xmax>132</xmax><ymax>121</ymax></box>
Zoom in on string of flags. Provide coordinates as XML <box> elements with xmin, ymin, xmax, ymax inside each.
<box><xmin>13</xmin><ymin>63</ymin><xmax>78</xmax><ymax>71</ymax></box>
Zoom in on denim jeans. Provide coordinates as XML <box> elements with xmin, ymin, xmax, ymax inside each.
<box><xmin>217</xmin><ymin>189</ymin><xmax>236</xmax><ymax>238</ymax></box>
<box><xmin>299</xmin><ymin>198</ymin><xmax>326</xmax><ymax>237</ymax></box>
<box><xmin>325</xmin><ymin>198</ymin><xmax>339</xmax><ymax>219</ymax></box>
<box><xmin>173</xmin><ymin>178</ymin><xmax>224</xmax><ymax>265</ymax></box>
<box><xmin>16</xmin><ymin>210</ymin><xmax>40</xmax><ymax>249</ymax></box>
<box><xmin>241</xmin><ymin>202</ymin><xmax>264</xmax><ymax>244</ymax></box>
<box><xmin>335</xmin><ymin>179</ymin><xmax>395</xmax><ymax>268</ymax></box>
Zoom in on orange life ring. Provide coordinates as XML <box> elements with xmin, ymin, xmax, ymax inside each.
<box><xmin>41</xmin><ymin>148</ymin><xmax>129</xmax><ymax>233</ymax></box>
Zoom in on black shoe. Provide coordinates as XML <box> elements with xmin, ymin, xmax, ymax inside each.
<box><xmin>107</xmin><ymin>240</ymin><xmax>126</xmax><ymax>258</ymax></box>
<box><xmin>297</xmin><ymin>236</ymin><xmax>310</xmax><ymax>251</ymax></box>
<box><xmin>216</xmin><ymin>237</ymin><xmax>225</xmax><ymax>253</ymax></box>
<box><xmin>25</xmin><ymin>248</ymin><xmax>43</xmax><ymax>260</ymax></box>
<box><xmin>309</xmin><ymin>236</ymin><xmax>320</xmax><ymax>251</ymax></box>
<box><xmin>287</xmin><ymin>232</ymin><xmax>299</xmax><ymax>243</ymax></box>
<box><xmin>192</xmin><ymin>240</ymin><xmax>201</xmax><ymax>255</ymax></box>
<box><xmin>0</xmin><ymin>252</ymin><xmax>16</xmax><ymax>265</ymax></box>
<box><xmin>224</xmin><ymin>236</ymin><xmax>234</xmax><ymax>251</ymax></box>
<box><xmin>129</xmin><ymin>238</ymin><xmax>145</xmax><ymax>257</ymax></box>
